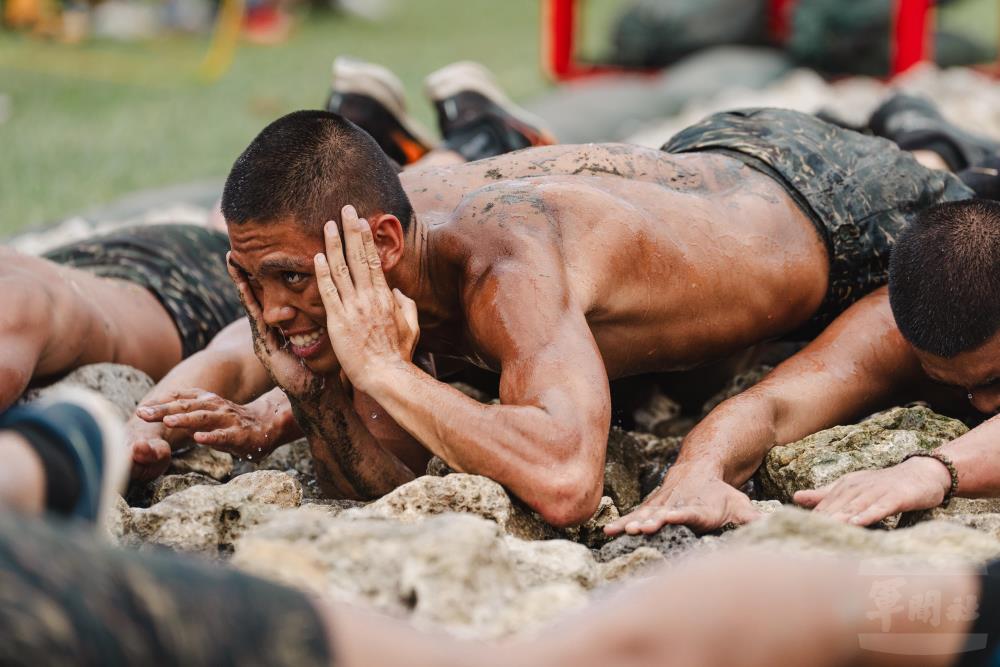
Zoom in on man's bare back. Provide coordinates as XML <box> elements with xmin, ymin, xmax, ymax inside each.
<box><xmin>402</xmin><ymin>143</ymin><xmax>828</xmax><ymax>376</ymax></box>
<box><xmin>0</xmin><ymin>224</ymin><xmax>243</xmax><ymax>412</ymax></box>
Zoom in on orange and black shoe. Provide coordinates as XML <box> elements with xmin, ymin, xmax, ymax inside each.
<box><xmin>424</xmin><ymin>61</ymin><xmax>556</xmax><ymax>162</ymax></box>
<box><xmin>325</xmin><ymin>57</ymin><xmax>436</xmax><ymax>166</ymax></box>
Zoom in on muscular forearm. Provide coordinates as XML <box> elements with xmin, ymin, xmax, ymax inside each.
<box><xmin>673</xmin><ymin>388</ymin><xmax>783</xmax><ymax>485</ymax></box>
<box><xmin>289</xmin><ymin>381</ymin><xmax>414</xmax><ymax>500</ymax></box>
<box><xmin>937</xmin><ymin>414</ymin><xmax>1000</xmax><ymax>498</ymax></box>
<box><xmin>363</xmin><ymin>361</ymin><xmax>603</xmax><ymax>525</ymax></box>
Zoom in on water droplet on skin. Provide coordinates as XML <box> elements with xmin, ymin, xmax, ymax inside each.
<box><xmin>370</xmin><ymin>412</ymin><xmax>379</xmax><ymax>420</ymax></box>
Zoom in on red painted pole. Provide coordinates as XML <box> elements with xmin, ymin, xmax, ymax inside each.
<box><xmin>545</xmin><ymin>0</ymin><xmax>576</xmax><ymax>79</ymax></box>
<box><xmin>892</xmin><ymin>0</ymin><xmax>933</xmax><ymax>75</ymax></box>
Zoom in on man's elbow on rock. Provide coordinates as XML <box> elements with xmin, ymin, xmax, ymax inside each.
<box><xmin>535</xmin><ymin>472</ymin><xmax>603</xmax><ymax>529</ymax></box>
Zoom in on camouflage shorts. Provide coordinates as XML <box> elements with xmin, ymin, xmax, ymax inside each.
<box><xmin>0</xmin><ymin>512</ymin><xmax>331</xmax><ymax>667</ymax></box>
<box><xmin>663</xmin><ymin>108</ymin><xmax>973</xmax><ymax>336</ymax></box>
<box><xmin>43</xmin><ymin>224</ymin><xmax>244</xmax><ymax>358</ymax></box>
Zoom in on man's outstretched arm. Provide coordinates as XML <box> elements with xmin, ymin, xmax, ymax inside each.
<box><xmin>796</xmin><ymin>407</ymin><xmax>1000</xmax><ymax>525</ymax></box>
<box><xmin>313</xmin><ymin>209</ymin><xmax>610</xmax><ymax>527</ymax></box>
<box><xmin>607</xmin><ymin>288</ymin><xmax>923</xmax><ymax>535</ymax></box>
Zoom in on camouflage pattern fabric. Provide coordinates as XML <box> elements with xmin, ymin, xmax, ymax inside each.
<box><xmin>663</xmin><ymin>108</ymin><xmax>973</xmax><ymax>336</ymax></box>
<box><xmin>43</xmin><ymin>224</ymin><xmax>244</xmax><ymax>358</ymax></box>
<box><xmin>0</xmin><ymin>512</ymin><xmax>332</xmax><ymax>667</ymax></box>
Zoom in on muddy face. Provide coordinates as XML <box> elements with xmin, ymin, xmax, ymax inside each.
<box><xmin>227</xmin><ymin>218</ymin><xmax>340</xmax><ymax>374</ymax></box>
<box><xmin>915</xmin><ymin>328</ymin><xmax>1000</xmax><ymax>415</ymax></box>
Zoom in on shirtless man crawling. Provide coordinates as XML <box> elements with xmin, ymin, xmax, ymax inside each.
<box><xmin>129</xmin><ymin>102</ymin><xmax>973</xmax><ymax>525</ymax></box>
<box><xmin>0</xmin><ymin>224</ymin><xmax>242</xmax><ymax>413</ymax></box>
<box><xmin>609</xmin><ymin>197</ymin><xmax>1000</xmax><ymax>535</ymax></box>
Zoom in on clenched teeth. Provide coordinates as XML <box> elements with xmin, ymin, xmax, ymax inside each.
<box><xmin>288</xmin><ymin>328</ymin><xmax>325</xmax><ymax>347</ymax></box>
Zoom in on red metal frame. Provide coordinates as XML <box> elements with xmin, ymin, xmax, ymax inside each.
<box><xmin>543</xmin><ymin>0</ymin><xmax>936</xmax><ymax>82</ymax></box>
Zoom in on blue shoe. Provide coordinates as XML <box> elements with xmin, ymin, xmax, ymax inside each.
<box><xmin>2</xmin><ymin>387</ymin><xmax>127</xmax><ymax>527</ymax></box>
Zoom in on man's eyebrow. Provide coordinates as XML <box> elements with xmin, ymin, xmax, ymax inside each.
<box><xmin>258</xmin><ymin>257</ymin><xmax>313</xmax><ymax>273</ymax></box>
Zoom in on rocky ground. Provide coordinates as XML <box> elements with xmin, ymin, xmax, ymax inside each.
<box><xmin>33</xmin><ymin>362</ymin><xmax>1000</xmax><ymax>640</ymax></box>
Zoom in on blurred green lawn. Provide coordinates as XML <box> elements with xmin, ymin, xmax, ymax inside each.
<box><xmin>0</xmin><ymin>1</ymin><xmax>552</xmax><ymax>234</ymax></box>
<box><xmin>0</xmin><ymin>0</ymin><xmax>995</xmax><ymax>236</ymax></box>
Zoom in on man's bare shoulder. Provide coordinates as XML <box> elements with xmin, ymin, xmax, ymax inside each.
<box><xmin>0</xmin><ymin>256</ymin><xmax>56</xmax><ymax>331</ymax></box>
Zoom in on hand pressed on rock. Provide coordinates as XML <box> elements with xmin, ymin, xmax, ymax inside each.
<box><xmin>605</xmin><ymin>465</ymin><xmax>761</xmax><ymax>535</ymax></box>
<box><xmin>227</xmin><ymin>254</ymin><xmax>324</xmax><ymax>400</ymax></box>
<box><xmin>793</xmin><ymin>457</ymin><xmax>952</xmax><ymax>526</ymax></box>
<box><xmin>136</xmin><ymin>388</ymin><xmax>279</xmax><ymax>462</ymax></box>
<box><xmin>313</xmin><ymin>205</ymin><xmax>419</xmax><ymax>391</ymax></box>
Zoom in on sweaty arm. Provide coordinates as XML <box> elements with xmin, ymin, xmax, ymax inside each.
<box><xmin>312</xmin><ymin>205</ymin><xmax>610</xmax><ymax>525</ymax></box>
<box><xmin>607</xmin><ymin>288</ymin><xmax>924</xmax><ymax>534</ymax></box>
<box><xmin>372</xmin><ymin>281</ymin><xmax>609</xmax><ymax>525</ymax></box>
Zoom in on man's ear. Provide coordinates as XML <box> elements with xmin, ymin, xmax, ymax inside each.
<box><xmin>369</xmin><ymin>213</ymin><xmax>405</xmax><ymax>271</ymax></box>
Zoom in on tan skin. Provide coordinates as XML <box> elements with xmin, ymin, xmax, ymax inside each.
<box><xmin>135</xmin><ymin>142</ymin><xmax>829</xmax><ymax>526</ymax></box>
<box><xmin>610</xmin><ymin>286</ymin><xmax>1000</xmax><ymax>535</ymax></box>
<box><xmin>0</xmin><ymin>248</ymin><xmax>182</xmax><ymax>412</ymax></box>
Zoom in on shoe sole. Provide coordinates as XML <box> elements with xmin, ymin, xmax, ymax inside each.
<box><xmin>424</xmin><ymin>61</ymin><xmax>557</xmax><ymax>145</ymax></box>
<box><xmin>36</xmin><ymin>386</ymin><xmax>128</xmax><ymax>533</ymax></box>
<box><xmin>332</xmin><ymin>57</ymin><xmax>437</xmax><ymax>149</ymax></box>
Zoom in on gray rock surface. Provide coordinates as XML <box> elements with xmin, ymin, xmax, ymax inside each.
<box><xmin>727</xmin><ymin>507</ymin><xmax>1000</xmax><ymax>564</ymax></box>
<box><xmin>597</xmin><ymin>525</ymin><xmax>700</xmax><ymax>563</ymax></box>
<box><xmin>603</xmin><ymin>428</ymin><xmax>643</xmax><ymax>512</ymax></box>
<box><xmin>20</xmin><ymin>363</ymin><xmax>153</xmax><ymax>421</ymax></box>
<box><xmin>169</xmin><ymin>445</ymin><xmax>234</xmax><ymax>481</ymax></box>
<box><xmin>758</xmin><ymin>407</ymin><xmax>967</xmax><ymax>502</ymax></box>
<box><xmin>898</xmin><ymin>498</ymin><xmax>1000</xmax><ymax>538</ymax></box>
<box><xmin>122</xmin><ymin>470</ymin><xmax>302</xmax><ymax>555</ymax></box>
<box><xmin>235</xmin><ymin>511</ymin><xmax>592</xmax><ymax>639</ymax></box>
<box><xmin>149</xmin><ymin>472</ymin><xmax>220</xmax><ymax>504</ymax></box>
<box><xmin>349</xmin><ymin>474</ymin><xmax>556</xmax><ymax>541</ymax></box>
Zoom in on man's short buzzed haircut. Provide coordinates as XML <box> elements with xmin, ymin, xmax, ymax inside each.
<box><xmin>889</xmin><ymin>198</ymin><xmax>1000</xmax><ymax>357</ymax></box>
<box><xmin>221</xmin><ymin>110</ymin><xmax>413</xmax><ymax>231</ymax></box>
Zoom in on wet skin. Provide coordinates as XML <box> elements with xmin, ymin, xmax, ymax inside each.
<box><xmin>611</xmin><ymin>285</ymin><xmax>1000</xmax><ymax>535</ymax></box>
<box><xmin>226</xmin><ymin>142</ymin><xmax>830</xmax><ymax>526</ymax></box>
<box><xmin>0</xmin><ymin>248</ymin><xmax>182</xmax><ymax>411</ymax></box>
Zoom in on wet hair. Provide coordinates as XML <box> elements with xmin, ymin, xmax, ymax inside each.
<box><xmin>889</xmin><ymin>199</ymin><xmax>1000</xmax><ymax>357</ymax></box>
<box><xmin>221</xmin><ymin>110</ymin><xmax>412</xmax><ymax>231</ymax></box>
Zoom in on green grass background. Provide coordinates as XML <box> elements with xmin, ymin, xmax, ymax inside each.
<box><xmin>0</xmin><ymin>0</ymin><xmax>995</xmax><ymax>235</ymax></box>
<box><xmin>0</xmin><ymin>0</ymin><xmax>559</xmax><ymax>234</ymax></box>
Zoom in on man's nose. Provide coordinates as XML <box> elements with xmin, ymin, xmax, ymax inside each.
<box><xmin>260</xmin><ymin>296</ymin><xmax>296</xmax><ymax>328</ymax></box>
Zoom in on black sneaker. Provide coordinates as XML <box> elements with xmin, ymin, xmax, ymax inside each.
<box><xmin>424</xmin><ymin>61</ymin><xmax>556</xmax><ymax>162</ymax></box>
<box><xmin>958</xmin><ymin>155</ymin><xmax>1000</xmax><ymax>200</ymax></box>
<box><xmin>868</xmin><ymin>93</ymin><xmax>1000</xmax><ymax>172</ymax></box>
<box><xmin>325</xmin><ymin>57</ymin><xmax>436</xmax><ymax>166</ymax></box>
<box><xmin>3</xmin><ymin>387</ymin><xmax>127</xmax><ymax>527</ymax></box>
